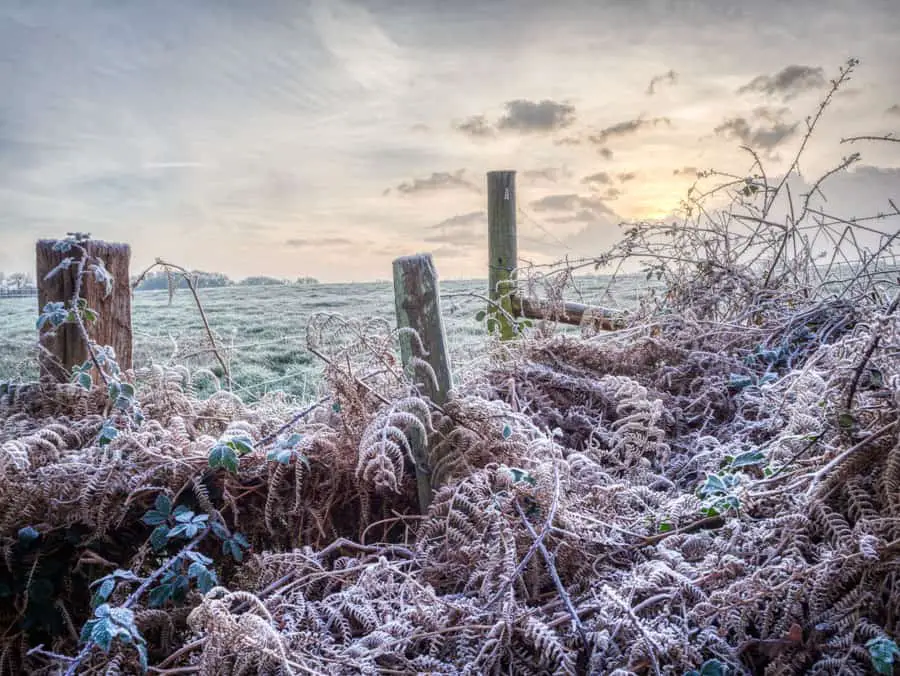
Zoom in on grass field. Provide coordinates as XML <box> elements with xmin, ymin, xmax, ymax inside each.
<box><xmin>0</xmin><ymin>275</ymin><xmax>647</xmax><ymax>401</ymax></box>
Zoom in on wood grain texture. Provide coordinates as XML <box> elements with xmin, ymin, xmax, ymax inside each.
<box><xmin>36</xmin><ymin>239</ymin><xmax>132</xmax><ymax>383</ymax></box>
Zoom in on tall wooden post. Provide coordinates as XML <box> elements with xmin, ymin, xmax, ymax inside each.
<box><xmin>487</xmin><ymin>170</ymin><xmax>517</xmax><ymax>297</ymax></box>
<box><xmin>487</xmin><ymin>170</ymin><xmax>519</xmax><ymax>339</ymax></box>
<box><xmin>392</xmin><ymin>253</ymin><xmax>453</xmax><ymax>512</ymax></box>
<box><xmin>36</xmin><ymin>239</ymin><xmax>133</xmax><ymax>384</ymax></box>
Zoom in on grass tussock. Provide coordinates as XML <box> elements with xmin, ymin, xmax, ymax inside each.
<box><xmin>1</xmin><ymin>58</ymin><xmax>899</xmax><ymax>675</ymax></box>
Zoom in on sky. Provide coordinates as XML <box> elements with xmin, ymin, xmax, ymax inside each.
<box><xmin>1</xmin><ymin>0</ymin><xmax>898</xmax><ymax>283</ymax></box>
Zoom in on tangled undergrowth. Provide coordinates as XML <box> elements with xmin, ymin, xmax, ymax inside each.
<box><xmin>1</xmin><ymin>287</ymin><xmax>899</xmax><ymax>675</ymax></box>
<box><xmin>1</xmin><ymin>58</ymin><xmax>900</xmax><ymax>675</ymax></box>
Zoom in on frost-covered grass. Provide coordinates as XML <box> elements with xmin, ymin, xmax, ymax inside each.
<box><xmin>0</xmin><ymin>276</ymin><xmax>646</xmax><ymax>401</ymax></box>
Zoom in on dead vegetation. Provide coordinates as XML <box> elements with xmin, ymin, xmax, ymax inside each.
<box><xmin>1</xmin><ymin>58</ymin><xmax>899</xmax><ymax>675</ymax></box>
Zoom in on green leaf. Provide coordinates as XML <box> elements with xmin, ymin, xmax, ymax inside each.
<box><xmin>154</xmin><ymin>494</ymin><xmax>172</xmax><ymax>517</ymax></box>
<box><xmin>17</xmin><ymin>526</ymin><xmax>40</xmax><ymax>545</ymax></box>
<box><xmin>98</xmin><ymin>424</ymin><xmax>118</xmax><ymax>446</ymax></box>
<box><xmin>188</xmin><ymin>562</ymin><xmax>218</xmax><ymax>593</ymax></box>
<box><xmin>867</xmin><ymin>637</ymin><xmax>900</xmax><ymax>675</ymax></box>
<box><xmin>502</xmin><ymin>424</ymin><xmax>512</xmax><ymax>440</ymax></box>
<box><xmin>730</xmin><ymin>451</ymin><xmax>765</xmax><ymax>469</ymax></box>
<box><xmin>96</xmin><ymin>578</ymin><xmax>116</xmax><ymax>603</ymax></box>
<box><xmin>267</xmin><ymin>448</ymin><xmax>293</xmax><ymax>464</ymax></box>
<box><xmin>699</xmin><ymin>474</ymin><xmax>728</xmax><ymax>497</ymax></box>
<box><xmin>80</xmin><ymin>618</ymin><xmax>97</xmax><ymax>644</ymax></box>
<box><xmin>837</xmin><ymin>411</ymin><xmax>856</xmax><ymax>429</ymax></box>
<box><xmin>475</xmin><ymin>310</ymin><xmax>486</xmax><ymax>322</ymax></box>
<box><xmin>77</xmin><ymin>371</ymin><xmax>93</xmax><ymax>390</ymax></box>
<box><xmin>232</xmin><ymin>532</ymin><xmax>249</xmax><ymax>548</ymax></box>
<box><xmin>90</xmin><ymin>618</ymin><xmax>114</xmax><ymax>652</ymax></box>
<box><xmin>150</xmin><ymin>525</ymin><xmax>170</xmax><ymax>550</ymax></box>
<box><xmin>332</xmin><ymin>401</ymin><xmax>342</xmax><ymax>413</ymax></box>
<box><xmin>83</xmin><ymin>308</ymin><xmax>98</xmax><ymax>323</ymax></box>
<box><xmin>210</xmin><ymin>521</ymin><xmax>229</xmax><ymax>540</ymax></box>
<box><xmin>698</xmin><ymin>659</ymin><xmax>726</xmax><ymax>676</ymax></box>
<box><xmin>148</xmin><ymin>584</ymin><xmax>173</xmax><ymax>608</ymax></box>
<box><xmin>174</xmin><ymin>509</ymin><xmax>196</xmax><ymax>524</ymax></box>
<box><xmin>229</xmin><ymin>436</ymin><xmax>254</xmax><ymax>455</ymax></box>
<box><xmin>209</xmin><ymin>443</ymin><xmax>239</xmax><ymax>473</ymax></box>
<box><xmin>658</xmin><ymin>521</ymin><xmax>674</xmax><ymax>533</ymax></box>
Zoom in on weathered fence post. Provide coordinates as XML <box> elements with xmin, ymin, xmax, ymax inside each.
<box><xmin>392</xmin><ymin>253</ymin><xmax>453</xmax><ymax>512</ymax></box>
<box><xmin>487</xmin><ymin>171</ymin><xmax>520</xmax><ymax>339</ymax></box>
<box><xmin>36</xmin><ymin>239</ymin><xmax>133</xmax><ymax>383</ymax></box>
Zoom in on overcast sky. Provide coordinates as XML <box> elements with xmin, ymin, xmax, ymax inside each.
<box><xmin>1</xmin><ymin>0</ymin><xmax>898</xmax><ymax>282</ymax></box>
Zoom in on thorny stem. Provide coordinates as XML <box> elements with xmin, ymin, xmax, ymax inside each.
<box><xmin>65</xmin><ymin>243</ymin><xmax>110</xmax><ymax>389</ymax></box>
<box><xmin>133</xmin><ymin>259</ymin><xmax>231</xmax><ymax>386</ymax></box>
<box><xmin>50</xmin><ymin>532</ymin><xmax>208</xmax><ymax>676</ymax></box>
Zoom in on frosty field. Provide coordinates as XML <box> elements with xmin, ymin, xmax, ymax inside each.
<box><xmin>0</xmin><ymin>275</ymin><xmax>646</xmax><ymax>401</ymax></box>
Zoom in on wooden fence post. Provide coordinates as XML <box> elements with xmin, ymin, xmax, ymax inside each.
<box><xmin>36</xmin><ymin>239</ymin><xmax>133</xmax><ymax>384</ymax></box>
<box><xmin>392</xmin><ymin>253</ymin><xmax>453</xmax><ymax>512</ymax></box>
<box><xmin>487</xmin><ymin>171</ymin><xmax>520</xmax><ymax>339</ymax></box>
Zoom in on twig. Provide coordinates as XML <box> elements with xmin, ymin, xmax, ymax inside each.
<box><xmin>845</xmin><ymin>291</ymin><xmax>900</xmax><ymax>410</ymax></box>
<box><xmin>840</xmin><ymin>134</ymin><xmax>899</xmax><ymax>144</ymax></box>
<box><xmin>514</xmin><ymin>499</ymin><xmax>588</xmax><ymax>647</ymax></box>
<box><xmin>485</xmin><ymin>462</ymin><xmax>561</xmax><ymax>609</ymax></box>
<box><xmin>805</xmin><ymin>420</ymin><xmax>898</xmax><ymax>497</ymax></box>
<box><xmin>638</xmin><ymin>515</ymin><xmax>725</xmax><ymax>547</ymax></box>
<box><xmin>59</xmin><ymin>532</ymin><xmax>208</xmax><ymax>676</ymax></box>
<box><xmin>136</xmin><ymin>259</ymin><xmax>231</xmax><ymax>386</ymax></box>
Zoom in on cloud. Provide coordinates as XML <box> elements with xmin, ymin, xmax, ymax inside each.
<box><xmin>618</xmin><ymin>172</ymin><xmax>637</xmax><ymax>183</ymax></box>
<box><xmin>530</xmin><ymin>193</ymin><xmax>616</xmax><ymax>219</ymax></box>
<box><xmin>737</xmin><ymin>65</ymin><xmax>826</xmax><ymax>100</ymax></box>
<box><xmin>604</xmin><ymin>187</ymin><xmax>622</xmax><ymax>200</ymax></box>
<box><xmin>454</xmin><ymin>114</ymin><xmax>495</xmax><ymax>138</ymax></box>
<box><xmin>429</xmin><ymin>245</ymin><xmax>473</xmax><ymax>259</ymax></box>
<box><xmin>588</xmin><ymin>116</ymin><xmax>671</xmax><ymax>145</ymax></box>
<box><xmin>427</xmin><ymin>211</ymin><xmax>485</xmax><ymax>230</ymax></box>
<box><xmin>582</xmin><ymin>172</ymin><xmax>612</xmax><ymax>185</ymax></box>
<box><xmin>497</xmin><ymin>99</ymin><xmax>576</xmax><ymax>133</ymax></box>
<box><xmin>523</xmin><ymin>166</ymin><xmax>572</xmax><ymax>182</ymax></box>
<box><xmin>598</xmin><ymin>147</ymin><xmax>614</xmax><ymax>160</ymax></box>
<box><xmin>714</xmin><ymin>107</ymin><xmax>799</xmax><ymax>152</ymax></box>
<box><xmin>285</xmin><ymin>237</ymin><xmax>355</xmax><ymax>247</ymax></box>
<box><xmin>887</xmin><ymin>104</ymin><xmax>900</xmax><ymax>116</ymax></box>
<box><xmin>673</xmin><ymin>166</ymin><xmax>700</xmax><ymax>176</ymax></box>
<box><xmin>647</xmin><ymin>69</ymin><xmax>677</xmax><ymax>95</ymax></box>
<box><xmin>456</xmin><ymin>99</ymin><xmax>575</xmax><ymax>138</ymax></box>
<box><xmin>389</xmin><ymin>169</ymin><xmax>480</xmax><ymax>195</ymax></box>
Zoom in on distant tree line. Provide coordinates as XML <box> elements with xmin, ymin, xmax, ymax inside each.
<box><xmin>131</xmin><ymin>270</ymin><xmax>318</xmax><ymax>291</ymax></box>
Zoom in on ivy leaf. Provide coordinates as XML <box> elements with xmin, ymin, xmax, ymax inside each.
<box><xmin>267</xmin><ymin>448</ymin><xmax>294</xmax><ymax>464</ymax></box>
<box><xmin>502</xmin><ymin>424</ymin><xmax>512</xmax><ymax>440</ymax></box>
<box><xmin>730</xmin><ymin>450</ymin><xmax>765</xmax><ymax>469</ymax></box>
<box><xmin>209</xmin><ymin>443</ymin><xmax>239</xmax><ymax>473</ymax></box>
<box><xmin>658</xmin><ymin>521</ymin><xmax>674</xmax><ymax>533</ymax></box>
<box><xmin>228</xmin><ymin>436</ymin><xmax>254</xmax><ymax>455</ymax></box>
<box><xmin>475</xmin><ymin>310</ymin><xmax>487</xmax><ymax>322</ymax></box>
<box><xmin>232</xmin><ymin>532</ymin><xmax>249</xmax><ymax>548</ymax></box>
<box><xmin>174</xmin><ymin>509</ymin><xmax>196</xmax><ymax>524</ymax></box>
